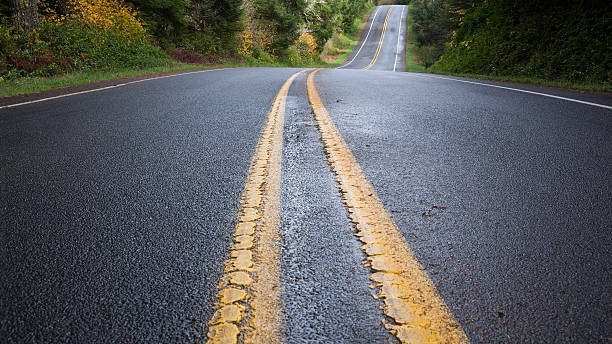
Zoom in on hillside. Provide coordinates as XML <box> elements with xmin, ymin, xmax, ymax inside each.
<box><xmin>407</xmin><ymin>0</ymin><xmax>610</xmax><ymax>89</ymax></box>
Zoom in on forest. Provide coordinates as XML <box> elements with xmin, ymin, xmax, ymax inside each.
<box><xmin>407</xmin><ymin>0</ymin><xmax>610</xmax><ymax>87</ymax></box>
<box><xmin>1</xmin><ymin>0</ymin><xmax>609</xmax><ymax>89</ymax></box>
<box><xmin>0</xmin><ymin>0</ymin><xmax>371</xmax><ymax>80</ymax></box>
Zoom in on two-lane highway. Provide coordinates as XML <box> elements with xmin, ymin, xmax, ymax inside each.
<box><xmin>339</xmin><ymin>5</ymin><xmax>407</xmax><ymax>72</ymax></box>
<box><xmin>1</xmin><ymin>5</ymin><xmax>611</xmax><ymax>344</ymax></box>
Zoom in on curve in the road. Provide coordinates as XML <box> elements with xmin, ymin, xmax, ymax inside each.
<box><xmin>338</xmin><ymin>6</ymin><xmax>382</xmax><ymax>69</ymax></box>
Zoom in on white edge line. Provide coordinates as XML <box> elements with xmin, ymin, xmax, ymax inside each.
<box><xmin>0</xmin><ymin>68</ymin><xmax>230</xmax><ymax>110</ymax></box>
<box><xmin>338</xmin><ymin>7</ymin><xmax>381</xmax><ymax>69</ymax></box>
<box><xmin>416</xmin><ymin>74</ymin><xmax>612</xmax><ymax>110</ymax></box>
<box><xmin>393</xmin><ymin>6</ymin><xmax>405</xmax><ymax>72</ymax></box>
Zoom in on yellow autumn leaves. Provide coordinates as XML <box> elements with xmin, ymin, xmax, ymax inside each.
<box><xmin>41</xmin><ymin>0</ymin><xmax>145</xmax><ymax>37</ymax></box>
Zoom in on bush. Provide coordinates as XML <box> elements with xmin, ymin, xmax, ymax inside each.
<box><xmin>421</xmin><ymin>0</ymin><xmax>610</xmax><ymax>85</ymax></box>
<box><xmin>236</xmin><ymin>22</ymin><xmax>275</xmax><ymax>62</ymax></box>
<box><xmin>289</xmin><ymin>33</ymin><xmax>318</xmax><ymax>65</ymax></box>
<box><xmin>0</xmin><ymin>0</ymin><xmax>170</xmax><ymax>80</ymax></box>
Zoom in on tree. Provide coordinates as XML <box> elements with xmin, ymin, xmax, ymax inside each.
<box><xmin>127</xmin><ymin>0</ymin><xmax>188</xmax><ymax>44</ymax></box>
<box><xmin>254</xmin><ymin>0</ymin><xmax>307</xmax><ymax>55</ymax></box>
<box><xmin>337</xmin><ymin>0</ymin><xmax>368</xmax><ymax>34</ymax></box>
<box><xmin>307</xmin><ymin>1</ymin><xmax>339</xmax><ymax>49</ymax></box>
<box><xmin>188</xmin><ymin>0</ymin><xmax>243</xmax><ymax>50</ymax></box>
<box><xmin>9</xmin><ymin>0</ymin><xmax>40</xmax><ymax>33</ymax></box>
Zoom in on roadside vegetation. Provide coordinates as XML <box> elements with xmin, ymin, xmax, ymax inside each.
<box><xmin>320</xmin><ymin>3</ymin><xmax>375</xmax><ymax>64</ymax></box>
<box><xmin>404</xmin><ymin>0</ymin><xmax>610</xmax><ymax>92</ymax></box>
<box><xmin>1</xmin><ymin>0</ymin><xmax>372</xmax><ymax>97</ymax></box>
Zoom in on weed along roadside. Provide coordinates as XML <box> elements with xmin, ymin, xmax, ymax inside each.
<box><xmin>0</xmin><ymin>0</ymin><xmax>373</xmax><ymax>98</ymax></box>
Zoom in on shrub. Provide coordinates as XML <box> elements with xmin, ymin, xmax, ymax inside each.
<box><xmin>294</xmin><ymin>33</ymin><xmax>318</xmax><ymax>62</ymax></box>
<box><xmin>1</xmin><ymin>0</ymin><xmax>170</xmax><ymax>80</ymax></box>
<box><xmin>414</xmin><ymin>0</ymin><xmax>610</xmax><ymax>85</ymax></box>
<box><xmin>236</xmin><ymin>22</ymin><xmax>275</xmax><ymax>61</ymax></box>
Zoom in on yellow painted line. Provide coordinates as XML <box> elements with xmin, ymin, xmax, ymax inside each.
<box><xmin>363</xmin><ymin>7</ymin><xmax>392</xmax><ymax>70</ymax></box>
<box><xmin>207</xmin><ymin>69</ymin><xmax>307</xmax><ymax>344</ymax></box>
<box><xmin>307</xmin><ymin>69</ymin><xmax>470</xmax><ymax>344</ymax></box>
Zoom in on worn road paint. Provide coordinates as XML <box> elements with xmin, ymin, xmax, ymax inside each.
<box><xmin>307</xmin><ymin>69</ymin><xmax>470</xmax><ymax>344</ymax></box>
<box><xmin>363</xmin><ymin>7</ymin><xmax>392</xmax><ymax>71</ymax></box>
<box><xmin>207</xmin><ymin>70</ymin><xmax>307</xmax><ymax>344</ymax></box>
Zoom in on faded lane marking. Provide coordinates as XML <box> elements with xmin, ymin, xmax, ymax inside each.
<box><xmin>207</xmin><ymin>69</ymin><xmax>307</xmax><ymax>344</ymax></box>
<box><xmin>0</xmin><ymin>68</ymin><xmax>231</xmax><ymax>110</ymax></box>
<box><xmin>413</xmin><ymin>74</ymin><xmax>612</xmax><ymax>110</ymax></box>
<box><xmin>307</xmin><ymin>69</ymin><xmax>470</xmax><ymax>344</ymax></box>
<box><xmin>363</xmin><ymin>6</ymin><xmax>392</xmax><ymax>70</ymax></box>
<box><xmin>338</xmin><ymin>6</ymin><xmax>382</xmax><ymax>69</ymax></box>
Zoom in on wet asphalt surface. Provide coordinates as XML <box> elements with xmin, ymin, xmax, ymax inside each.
<box><xmin>339</xmin><ymin>5</ymin><xmax>406</xmax><ymax>71</ymax></box>
<box><xmin>2</xmin><ymin>5</ymin><xmax>612</xmax><ymax>343</ymax></box>
<box><xmin>0</xmin><ymin>68</ymin><xmax>300</xmax><ymax>342</ymax></box>
<box><xmin>314</xmin><ymin>68</ymin><xmax>612</xmax><ymax>343</ymax></box>
<box><xmin>280</xmin><ymin>72</ymin><xmax>392</xmax><ymax>343</ymax></box>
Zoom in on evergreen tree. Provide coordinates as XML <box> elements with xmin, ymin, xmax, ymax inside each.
<box><xmin>127</xmin><ymin>0</ymin><xmax>188</xmax><ymax>44</ymax></box>
<box><xmin>254</xmin><ymin>0</ymin><xmax>307</xmax><ymax>55</ymax></box>
<box><xmin>188</xmin><ymin>0</ymin><xmax>243</xmax><ymax>50</ymax></box>
<box><xmin>306</xmin><ymin>1</ymin><xmax>339</xmax><ymax>49</ymax></box>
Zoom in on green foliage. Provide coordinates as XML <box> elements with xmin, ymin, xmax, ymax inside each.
<box><xmin>124</xmin><ymin>0</ymin><xmax>244</xmax><ymax>55</ymax></box>
<box><xmin>127</xmin><ymin>0</ymin><xmax>187</xmax><ymax>45</ymax></box>
<box><xmin>435</xmin><ymin>0</ymin><xmax>610</xmax><ymax>84</ymax></box>
<box><xmin>409</xmin><ymin>0</ymin><xmax>450</xmax><ymax>67</ymax></box>
<box><xmin>0</xmin><ymin>17</ymin><xmax>169</xmax><ymax>80</ymax></box>
<box><xmin>186</xmin><ymin>0</ymin><xmax>243</xmax><ymax>54</ymax></box>
<box><xmin>337</xmin><ymin>0</ymin><xmax>369</xmax><ymax>34</ymax></box>
<box><xmin>409</xmin><ymin>0</ymin><xmax>610</xmax><ymax>85</ymax></box>
<box><xmin>1</xmin><ymin>0</ymin><xmax>12</xmax><ymax>18</ymax></box>
<box><xmin>306</xmin><ymin>0</ymin><xmax>370</xmax><ymax>51</ymax></box>
<box><xmin>254</xmin><ymin>0</ymin><xmax>307</xmax><ymax>55</ymax></box>
<box><xmin>307</xmin><ymin>1</ymin><xmax>339</xmax><ymax>49</ymax></box>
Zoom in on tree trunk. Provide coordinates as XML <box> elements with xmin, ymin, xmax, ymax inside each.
<box><xmin>10</xmin><ymin>0</ymin><xmax>40</xmax><ymax>34</ymax></box>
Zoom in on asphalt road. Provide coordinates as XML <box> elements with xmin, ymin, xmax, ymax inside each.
<box><xmin>313</xmin><ymin>69</ymin><xmax>612</xmax><ymax>343</ymax></box>
<box><xmin>339</xmin><ymin>5</ymin><xmax>407</xmax><ymax>72</ymax></box>
<box><xmin>1</xmin><ymin>5</ymin><xmax>611</xmax><ymax>344</ymax></box>
<box><xmin>1</xmin><ymin>68</ymin><xmax>300</xmax><ymax>342</ymax></box>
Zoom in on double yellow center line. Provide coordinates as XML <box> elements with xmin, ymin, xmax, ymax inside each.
<box><xmin>207</xmin><ymin>68</ymin><xmax>469</xmax><ymax>344</ymax></box>
<box><xmin>207</xmin><ymin>70</ymin><xmax>306</xmax><ymax>344</ymax></box>
<box><xmin>363</xmin><ymin>6</ymin><xmax>393</xmax><ymax>70</ymax></box>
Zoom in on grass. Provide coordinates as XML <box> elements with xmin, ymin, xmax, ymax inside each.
<box><xmin>426</xmin><ymin>71</ymin><xmax>612</xmax><ymax>93</ymax></box>
<box><xmin>319</xmin><ymin>4</ymin><xmax>376</xmax><ymax>66</ymax></box>
<box><xmin>0</xmin><ymin>64</ymin><xmax>214</xmax><ymax>98</ymax></box>
<box><xmin>0</xmin><ymin>58</ymin><xmax>338</xmax><ymax>99</ymax></box>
